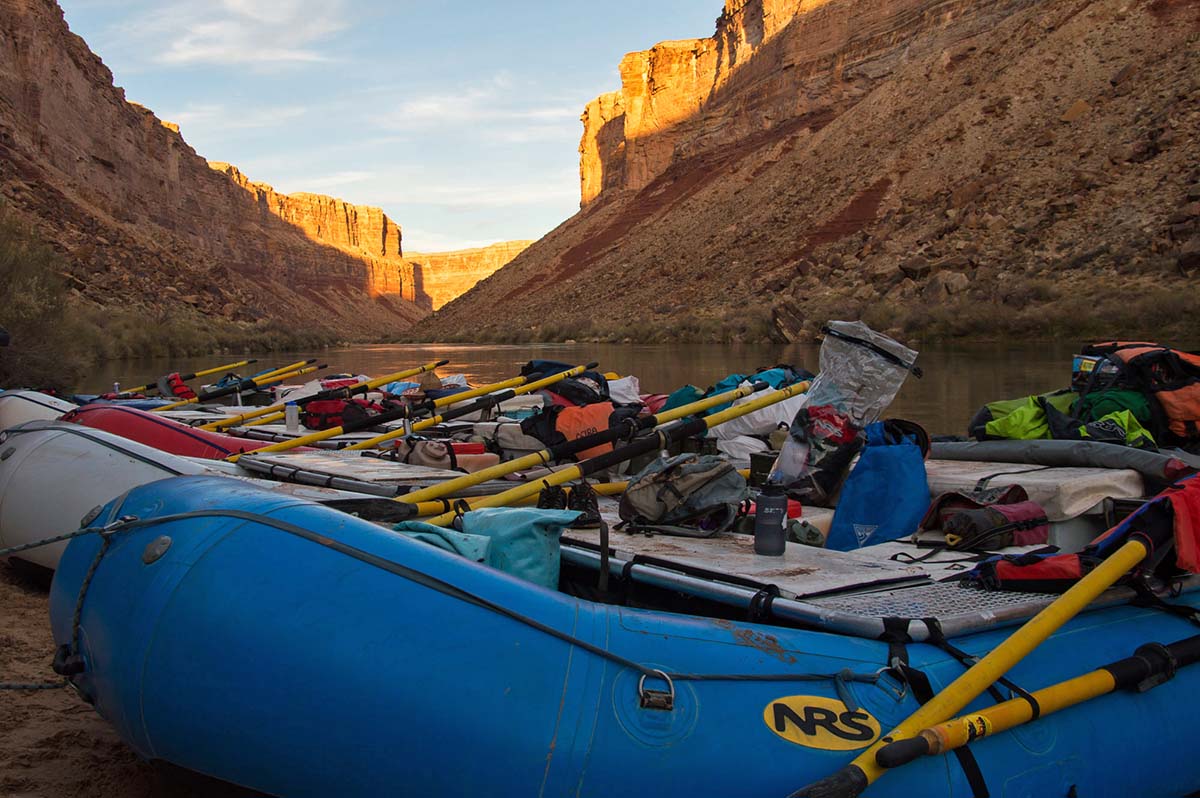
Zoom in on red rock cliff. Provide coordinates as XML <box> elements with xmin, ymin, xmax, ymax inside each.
<box><xmin>0</xmin><ymin>0</ymin><xmax>426</xmax><ymax>337</ymax></box>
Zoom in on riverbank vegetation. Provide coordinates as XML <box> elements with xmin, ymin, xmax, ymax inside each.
<box><xmin>0</xmin><ymin>208</ymin><xmax>334</xmax><ymax>391</ymax></box>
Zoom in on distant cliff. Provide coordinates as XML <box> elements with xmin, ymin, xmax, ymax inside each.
<box><xmin>406</xmin><ymin>241</ymin><xmax>533</xmax><ymax>310</ymax></box>
<box><xmin>0</xmin><ymin>0</ymin><xmax>427</xmax><ymax>339</ymax></box>
<box><xmin>427</xmin><ymin>0</ymin><xmax>1200</xmax><ymax>343</ymax></box>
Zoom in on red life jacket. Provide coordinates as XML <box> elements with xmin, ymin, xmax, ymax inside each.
<box><xmin>157</xmin><ymin>372</ymin><xmax>197</xmax><ymax>400</ymax></box>
<box><xmin>963</xmin><ymin>477</ymin><xmax>1200</xmax><ymax>592</ymax></box>
<box><xmin>300</xmin><ymin>398</ymin><xmax>385</xmax><ymax>431</ymax></box>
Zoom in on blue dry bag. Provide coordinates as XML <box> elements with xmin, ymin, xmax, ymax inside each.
<box><xmin>825</xmin><ymin>421</ymin><xmax>930</xmax><ymax>551</ymax></box>
<box><xmin>395</xmin><ymin>507</ymin><xmax>580</xmax><ymax>589</ymax></box>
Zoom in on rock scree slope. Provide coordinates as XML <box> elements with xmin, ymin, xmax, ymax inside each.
<box><xmin>424</xmin><ymin>0</ymin><xmax>1200</xmax><ymax>343</ymax></box>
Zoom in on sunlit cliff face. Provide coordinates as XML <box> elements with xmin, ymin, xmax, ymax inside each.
<box><xmin>209</xmin><ymin>162</ymin><xmax>527</xmax><ymax>308</ymax></box>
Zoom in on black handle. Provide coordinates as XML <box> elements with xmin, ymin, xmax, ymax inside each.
<box><xmin>874</xmin><ymin>736</ymin><xmax>930</xmax><ymax>769</ymax></box>
<box><xmin>787</xmin><ymin>765</ymin><xmax>868</xmax><ymax>798</ymax></box>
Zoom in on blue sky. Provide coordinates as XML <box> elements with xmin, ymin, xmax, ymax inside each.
<box><xmin>57</xmin><ymin>1</ymin><xmax>719</xmax><ymax>251</ymax></box>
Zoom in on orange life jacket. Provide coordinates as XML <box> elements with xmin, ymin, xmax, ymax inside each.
<box><xmin>1082</xmin><ymin>342</ymin><xmax>1200</xmax><ymax>443</ymax></box>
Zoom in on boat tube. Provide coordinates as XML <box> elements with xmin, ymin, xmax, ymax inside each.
<box><xmin>0</xmin><ymin>421</ymin><xmax>211</xmax><ymax>569</ymax></box>
<box><xmin>62</xmin><ymin>404</ymin><xmax>304</xmax><ymax>459</ymax></box>
<box><xmin>49</xmin><ymin>476</ymin><xmax>1200</xmax><ymax>797</ymax></box>
<box><xmin>0</xmin><ymin>422</ymin><xmax>410</xmax><ymax>569</ymax></box>
<box><xmin>930</xmin><ymin>439</ymin><xmax>1197</xmax><ymax>487</ymax></box>
<box><xmin>0</xmin><ymin>390</ymin><xmax>76</xmax><ymax>429</ymax></box>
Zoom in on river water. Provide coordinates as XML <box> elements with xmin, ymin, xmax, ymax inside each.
<box><xmin>81</xmin><ymin>340</ymin><xmax>1104</xmax><ymax>436</ymax></box>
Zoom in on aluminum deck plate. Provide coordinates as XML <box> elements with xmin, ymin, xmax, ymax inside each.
<box><xmin>234</xmin><ymin>450</ymin><xmax>516</xmax><ymax>497</ymax></box>
<box><xmin>564</xmin><ymin>524</ymin><xmax>927</xmax><ymax>602</ymax></box>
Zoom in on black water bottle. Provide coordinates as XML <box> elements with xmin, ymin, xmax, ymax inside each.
<box><xmin>754</xmin><ymin>482</ymin><xmax>788</xmax><ymax>556</ymax></box>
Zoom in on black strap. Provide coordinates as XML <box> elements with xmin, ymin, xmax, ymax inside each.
<box><xmin>972</xmin><ymin>466</ymin><xmax>1054</xmax><ymax>493</ymax></box>
<box><xmin>923</xmin><ymin>618</ymin><xmax>1039</xmax><ymax>717</ymax></box>
<box><xmin>1130</xmin><ymin>580</ymin><xmax>1200</xmax><ymax>629</ymax></box>
<box><xmin>890</xmin><ymin>547</ymin><xmax>988</xmax><ymax>565</ymax></box>
<box><xmin>597</xmin><ymin>519</ymin><xmax>611</xmax><ymax>593</ymax></box>
<box><xmin>880</xmin><ymin>617</ymin><xmax>913</xmax><ymax>667</ymax></box>
<box><xmin>881</xmin><ymin>618</ymin><xmax>990</xmax><ymax>798</ymax></box>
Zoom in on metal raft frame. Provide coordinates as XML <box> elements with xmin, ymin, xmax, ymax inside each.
<box><xmin>560</xmin><ymin>545</ymin><xmax>1200</xmax><ymax>641</ymax></box>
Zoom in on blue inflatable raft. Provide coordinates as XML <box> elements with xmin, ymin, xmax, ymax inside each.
<box><xmin>50</xmin><ymin>476</ymin><xmax>1200</xmax><ymax>797</ymax></box>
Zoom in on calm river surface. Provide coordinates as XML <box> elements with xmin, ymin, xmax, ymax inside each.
<box><xmin>80</xmin><ymin>340</ymin><xmax>1115</xmax><ymax>436</ymax></box>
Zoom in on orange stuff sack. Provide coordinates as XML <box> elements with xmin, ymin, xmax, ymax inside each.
<box><xmin>554</xmin><ymin>402</ymin><xmax>616</xmax><ymax>460</ymax></box>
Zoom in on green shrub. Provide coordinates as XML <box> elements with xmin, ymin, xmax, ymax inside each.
<box><xmin>0</xmin><ymin>206</ymin><xmax>340</xmax><ymax>390</ymax></box>
<box><xmin>0</xmin><ymin>209</ymin><xmax>90</xmax><ymax>390</ymax></box>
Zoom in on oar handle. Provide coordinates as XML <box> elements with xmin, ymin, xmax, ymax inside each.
<box><xmin>337</xmin><ymin>401</ymin><xmax>429</xmax><ymax>435</ymax></box>
<box><xmin>785</xmin><ymin>768</ymin><xmax>868</xmax><ymax>798</ymax></box>
<box><xmin>338</xmin><ymin>385</ymin><xmax>500</xmax><ymax>437</ymax></box>
<box><xmin>436</xmin><ymin>388</ymin><xmax>517</xmax><ymax>423</ymax></box>
<box><xmin>873</xmin><ymin>737</ymin><xmax>931</xmax><ymax>770</ymax></box>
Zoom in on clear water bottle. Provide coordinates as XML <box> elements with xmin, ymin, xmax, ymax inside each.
<box><xmin>753</xmin><ymin>481</ymin><xmax>788</xmax><ymax>556</ymax></box>
<box><xmin>285</xmin><ymin>401</ymin><xmax>300</xmax><ymax>433</ymax></box>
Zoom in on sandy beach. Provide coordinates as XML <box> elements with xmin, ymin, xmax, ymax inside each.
<box><xmin>0</xmin><ymin>561</ymin><xmax>252</xmax><ymax>798</ymax></box>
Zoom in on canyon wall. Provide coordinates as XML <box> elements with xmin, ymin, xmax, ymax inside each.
<box><xmin>0</xmin><ymin>0</ymin><xmax>426</xmax><ymax>339</ymax></box>
<box><xmin>428</xmin><ymin>0</ymin><xmax>1200</xmax><ymax>344</ymax></box>
<box><xmin>580</xmin><ymin>0</ymin><xmax>1041</xmax><ymax>204</ymax></box>
<box><xmin>406</xmin><ymin>241</ymin><xmax>533</xmax><ymax>310</ymax></box>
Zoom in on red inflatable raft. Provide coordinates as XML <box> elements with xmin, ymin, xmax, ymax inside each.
<box><xmin>62</xmin><ymin>405</ymin><xmax>295</xmax><ymax>459</ymax></box>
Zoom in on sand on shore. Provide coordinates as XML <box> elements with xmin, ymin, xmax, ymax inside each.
<box><xmin>0</xmin><ymin>561</ymin><xmax>254</xmax><ymax>798</ymax></box>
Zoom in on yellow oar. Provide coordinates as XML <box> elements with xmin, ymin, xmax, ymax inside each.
<box><xmin>242</xmin><ymin>370</ymin><xmax>527</xmax><ymax>429</ymax></box>
<box><xmin>341</xmin><ymin>363</ymin><xmax>598</xmax><ymax>452</ymax></box>
<box><xmin>421</xmin><ymin>380</ymin><xmax>811</xmax><ymax>526</ymax></box>
<box><xmin>121</xmin><ymin>358</ymin><xmax>259</xmax><ymax>396</ymax></box>
<box><xmin>151</xmin><ymin>362</ymin><xmax>321</xmax><ymax>412</ymax></box>
<box><xmin>791</xmin><ymin>537</ymin><xmax>1156</xmax><ymax>797</ymax></box>
<box><xmin>224</xmin><ymin>365</ymin><xmax>595</xmax><ymax>462</ymax></box>
<box><xmin>397</xmin><ymin>381</ymin><xmax>769</xmax><ymax>505</ymax></box>
<box><xmin>201</xmin><ymin>359</ymin><xmax>450</xmax><ymax>431</ymax></box>
<box><xmin>874</xmin><ymin>632</ymin><xmax>1200</xmax><ymax>771</ymax></box>
<box><xmin>151</xmin><ymin>358</ymin><xmax>314</xmax><ymax>412</ymax></box>
<box><xmin>403</xmin><ymin>470</ymin><xmax>752</xmax><ymax>517</ymax></box>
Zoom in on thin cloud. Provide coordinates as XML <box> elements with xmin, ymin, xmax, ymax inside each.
<box><xmin>107</xmin><ymin>0</ymin><xmax>348</xmax><ymax>67</ymax></box>
<box><xmin>377</xmin><ymin>76</ymin><xmax>578</xmax><ymax>132</ymax></box>
<box><xmin>165</xmin><ymin>103</ymin><xmax>309</xmax><ymax>133</ymax></box>
<box><xmin>291</xmin><ymin>171</ymin><xmax>374</xmax><ymax>191</ymax></box>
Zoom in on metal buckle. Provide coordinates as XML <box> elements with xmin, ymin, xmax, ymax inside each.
<box><xmin>637</xmin><ymin>669</ymin><xmax>675</xmax><ymax>711</ymax></box>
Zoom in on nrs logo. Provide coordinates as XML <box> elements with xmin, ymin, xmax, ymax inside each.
<box><xmin>762</xmin><ymin>695</ymin><xmax>881</xmax><ymax>750</ymax></box>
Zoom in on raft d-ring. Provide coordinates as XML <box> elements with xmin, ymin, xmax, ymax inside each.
<box><xmin>637</xmin><ymin>669</ymin><xmax>675</xmax><ymax>711</ymax></box>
